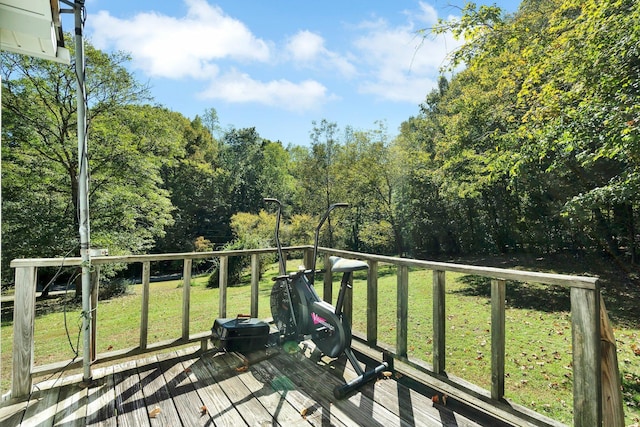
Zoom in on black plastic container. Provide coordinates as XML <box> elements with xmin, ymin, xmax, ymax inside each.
<box><xmin>211</xmin><ymin>315</ymin><xmax>270</xmax><ymax>352</ymax></box>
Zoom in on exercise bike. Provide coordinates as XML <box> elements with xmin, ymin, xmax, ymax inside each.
<box><xmin>264</xmin><ymin>198</ymin><xmax>388</xmax><ymax>399</ymax></box>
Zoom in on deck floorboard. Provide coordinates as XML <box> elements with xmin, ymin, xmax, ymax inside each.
<box><xmin>0</xmin><ymin>343</ymin><xmax>510</xmax><ymax>426</ymax></box>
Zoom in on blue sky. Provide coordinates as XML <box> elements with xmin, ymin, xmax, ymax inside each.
<box><xmin>77</xmin><ymin>0</ymin><xmax>520</xmax><ymax>146</ymax></box>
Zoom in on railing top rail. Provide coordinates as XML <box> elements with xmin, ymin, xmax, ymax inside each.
<box><xmin>10</xmin><ymin>245</ymin><xmax>597</xmax><ymax>289</ymax></box>
<box><xmin>9</xmin><ymin>246</ymin><xmax>311</xmax><ymax>268</ymax></box>
<box><xmin>318</xmin><ymin>247</ymin><xmax>599</xmax><ymax>290</ymax></box>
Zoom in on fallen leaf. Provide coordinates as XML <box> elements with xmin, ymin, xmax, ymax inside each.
<box><xmin>442</xmin><ymin>394</ymin><xmax>447</xmax><ymax>406</ymax></box>
<box><xmin>300</xmin><ymin>407</ymin><xmax>308</xmax><ymax>418</ymax></box>
<box><xmin>149</xmin><ymin>407</ymin><xmax>161</xmax><ymax>418</ymax></box>
<box><xmin>200</xmin><ymin>405</ymin><xmax>208</xmax><ymax>415</ymax></box>
<box><xmin>382</xmin><ymin>371</ymin><xmax>393</xmax><ymax>378</ymax></box>
<box><xmin>235</xmin><ymin>365</ymin><xmax>248</xmax><ymax>372</ymax></box>
<box><xmin>184</xmin><ymin>367</ymin><xmax>192</xmax><ymax>374</ymax></box>
<box><xmin>432</xmin><ymin>394</ymin><xmax>439</xmax><ymax>404</ymax></box>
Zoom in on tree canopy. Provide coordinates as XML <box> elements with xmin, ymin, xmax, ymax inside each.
<box><xmin>2</xmin><ymin>0</ymin><xmax>639</xmax><ymax>282</ymax></box>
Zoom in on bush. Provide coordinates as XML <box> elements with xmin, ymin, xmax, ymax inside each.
<box><xmin>99</xmin><ymin>278</ymin><xmax>133</xmax><ymax>299</ymax></box>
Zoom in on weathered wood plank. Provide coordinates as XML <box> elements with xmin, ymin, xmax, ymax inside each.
<box><xmin>182</xmin><ymin>259</ymin><xmax>192</xmax><ymax>340</ymax></box>
<box><xmin>135</xmin><ymin>355</ymin><xmax>182</xmax><ymax>427</ymax></box>
<box><xmin>249</xmin><ymin>360</ymin><xmax>334</xmax><ymax>426</ymax></box>
<box><xmin>20</xmin><ymin>386</ymin><xmax>60</xmax><ymax>426</ymax></box>
<box><xmin>91</xmin><ymin>267</ymin><xmax>100</xmax><ymax>362</ymax></box>
<box><xmin>250</xmin><ymin>254</ymin><xmax>260</xmax><ymax>317</ymax></box>
<box><xmin>0</xmin><ymin>398</ymin><xmax>28</xmax><ymax>426</ymax></box>
<box><xmin>571</xmin><ymin>287</ymin><xmax>602</xmax><ymax>427</ymax></box>
<box><xmin>599</xmin><ymin>296</ymin><xmax>624</xmax><ymax>427</ymax></box>
<box><xmin>217</xmin><ymin>352</ymin><xmax>309</xmax><ymax>426</ymax></box>
<box><xmin>113</xmin><ymin>360</ymin><xmax>151</xmax><ymax>427</ymax></box>
<box><xmin>85</xmin><ymin>365</ymin><xmax>116</xmax><ymax>427</ymax></box>
<box><xmin>178</xmin><ymin>351</ymin><xmax>247</xmax><ymax>426</ymax></box>
<box><xmin>266</xmin><ymin>349</ymin><xmax>359</xmax><ymax>427</ymax></box>
<box><xmin>397</xmin><ymin>265</ymin><xmax>409</xmax><ymax>358</ymax></box>
<box><xmin>491</xmin><ymin>279</ymin><xmax>506</xmax><ymax>400</ymax></box>
<box><xmin>219</xmin><ymin>256</ymin><xmax>228</xmax><ymax>318</ymax></box>
<box><xmin>140</xmin><ymin>262</ymin><xmax>151</xmax><ymax>350</ymax></box>
<box><xmin>199</xmin><ymin>352</ymin><xmax>274</xmax><ymax>426</ymax></box>
<box><xmin>324</xmin><ymin>254</ymin><xmax>333</xmax><ymax>303</ymax></box>
<box><xmin>270</xmin><ymin>344</ymin><xmax>401</xmax><ymax>427</ymax></box>
<box><xmin>432</xmin><ymin>270</ymin><xmax>446</xmax><ymax>375</ymax></box>
<box><xmin>157</xmin><ymin>350</ymin><xmax>216</xmax><ymax>426</ymax></box>
<box><xmin>12</xmin><ymin>266</ymin><xmax>37</xmax><ymax>398</ymax></box>
<box><xmin>367</xmin><ymin>260</ymin><xmax>379</xmax><ymax>345</ymax></box>
<box><xmin>52</xmin><ymin>382</ymin><xmax>88</xmax><ymax>427</ymax></box>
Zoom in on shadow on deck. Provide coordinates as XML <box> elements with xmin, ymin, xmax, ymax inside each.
<box><xmin>0</xmin><ymin>342</ymin><xmax>513</xmax><ymax>427</ymax></box>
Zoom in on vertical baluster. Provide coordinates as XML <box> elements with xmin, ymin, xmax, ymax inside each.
<box><xmin>182</xmin><ymin>259</ymin><xmax>192</xmax><ymax>340</ymax></box>
<box><xmin>324</xmin><ymin>253</ymin><xmax>333</xmax><ymax>303</ymax></box>
<box><xmin>397</xmin><ymin>265</ymin><xmax>409</xmax><ymax>358</ymax></box>
<box><xmin>140</xmin><ymin>261</ymin><xmax>150</xmax><ymax>350</ymax></box>
<box><xmin>491</xmin><ymin>279</ymin><xmax>506</xmax><ymax>400</ymax></box>
<box><xmin>433</xmin><ymin>270</ymin><xmax>446</xmax><ymax>375</ymax></box>
<box><xmin>367</xmin><ymin>260</ymin><xmax>378</xmax><ymax>346</ymax></box>
<box><xmin>219</xmin><ymin>256</ymin><xmax>228</xmax><ymax>318</ymax></box>
<box><xmin>251</xmin><ymin>254</ymin><xmax>260</xmax><ymax>317</ymax></box>
<box><xmin>90</xmin><ymin>266</ymin><xmax>100</xmax><ymax>361</ymax></box>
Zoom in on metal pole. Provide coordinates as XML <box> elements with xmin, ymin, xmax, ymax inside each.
<box><xmin>74</xmin><ymin>0</ymin><xmax>92</xmax><ymax>382</ymax></box>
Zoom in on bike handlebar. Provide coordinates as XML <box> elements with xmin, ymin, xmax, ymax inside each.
<box><xmin>264</xmin><ymin>198</ymin><xmax>286</xmax><ymax>275</ymax></box>
<box><xmin>264</xmin><ymin>198</ymin><xmax>350</xmax><ymax>282</ymax></box>
<box><xmin>311</xmin><ymin>203</ymin><xmax>349</xmax><ymax>284</ymax></box>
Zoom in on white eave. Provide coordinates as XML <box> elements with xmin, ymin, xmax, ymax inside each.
<box><xmin>0</xmin><ymin>0</ymin><xmax>70</xmax><ymax>64</ymax></box>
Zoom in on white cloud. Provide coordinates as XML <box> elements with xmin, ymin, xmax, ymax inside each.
<box><xmin>88</xmin><ymin>0</ymin><xmax>270</xmax><ymax>79</ymax></box>
<box><xmin>200</xmin><ymin>69</ymin><xmax>331</xmax><ymax>112</ymax></box>
<box><xmin>352</xmin><ymin>3</ymin><xmax>462</xmax><ymax>103</ymax></box>
<box><xmin>285</xmin><ymin>30</ymin><xmax>357</xmax><ymax>78</ymax></box>
<box><xmin>286</xmin><ymin>30</ymin><xmax>325</xmax><ymax>62</ymax></box>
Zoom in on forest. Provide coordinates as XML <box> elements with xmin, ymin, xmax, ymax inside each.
<box><xmin>1</xmin><ymin>0</ymin><xmax>639</xmax><ymax>284</ymax></box>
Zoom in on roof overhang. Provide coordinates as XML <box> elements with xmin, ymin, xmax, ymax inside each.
<box><xmin>0</xmin><ymin>0</ymin><xmax>70</xmax><ymax>64</ymax></box>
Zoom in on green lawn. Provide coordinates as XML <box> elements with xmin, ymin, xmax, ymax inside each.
<box><xmin>1</xmin><ymin>262</ymin><xmax>638</xmax><ymax>425</ymax></box>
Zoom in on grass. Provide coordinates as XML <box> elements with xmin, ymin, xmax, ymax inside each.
<box><xmin>1</xmin><ymin>259</ymin><xmax>639</xmax><ymax>425</ymax></box>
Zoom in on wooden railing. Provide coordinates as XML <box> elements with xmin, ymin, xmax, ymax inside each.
<box><xmin>8</xmin><ymin>247</ymin><xmax>622</xmax><ymax>426</ymax></box>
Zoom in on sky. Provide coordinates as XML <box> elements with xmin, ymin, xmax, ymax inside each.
<box><xmin>74</xmin><ymin>0</ymin><xmax>521</xmax><ymax>146</ymax></box>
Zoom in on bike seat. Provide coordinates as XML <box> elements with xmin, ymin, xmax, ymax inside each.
<box><xmin>329</xmin><ymin>256</ymin><xmax>368</xmax><ymax>273</ymax></box>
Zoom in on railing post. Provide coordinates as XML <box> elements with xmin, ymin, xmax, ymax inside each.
<box><xmin>491</xmin><ymin>279</ymin><xmax>506</xmax><ymax>400</ymax></box>
<box><xmin>344</xmin><ymin>273</ymin><xmax>353</xmax><ymax>327</ymax></box>
<box><xmin>303</xmin><ymin>248</ymin><xmax>313</xmax><ymax>270</ymax></box>
<box><xmin>140</xmin><ymin>261</ymin><xmax>150</xmax><ymax>350</ymax></box>
<box><xmin>323</xmin><ymin>253</ymin><xmax>333</xmax><ymax>303</ymax></box>
<box><xmin>12</xmin><ymin>266</ymin><xmax>37</xmax><ymax>398</ymax></box>
<box><xmin>397</xmin><ymin>265</ymin><xmax>409</xmax><ymax>358</ymax></box>
<box><xmin>182</xmin><ymin>259</ymin><xmax>192</xmax><ymax>340</ymax></box>
<box><xmin>571</xmin><ymin>286</ymin><xmax>602</xmax><ymax>426</ymax></box>
<box><xmin>219</xmin><ymin>256</ymin><xmax>228</xmax><ymax>318</ymax></box>
<box><xmin>366</xmin><ymin>260</ymin><xmax>378</xmax><ymax>346</ymax></box>
<box><xmin>433</xmin><ymin>270</ymin><xmax>446</xmax><ymax>375</ymax></box>
<box><xmin>250</xmin><ymin>254</ymin><xmax>260</xmax><ymax>317</ymax></box>
<box><xmin>90</xmin><ymin>266</ymin><xmax>100</xmax><ymax>361</ymax></box>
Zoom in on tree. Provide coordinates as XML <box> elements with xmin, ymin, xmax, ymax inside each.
<box><xmin>1</xmin><ymin>38</ymin><xmax>180</xmax><ymax>282</ymax></box>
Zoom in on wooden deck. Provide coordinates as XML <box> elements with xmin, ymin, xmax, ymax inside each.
<box><xmin>0</xmin><ymin>342</ymin><xmax>513</xmax><ymax>427</ymax></box>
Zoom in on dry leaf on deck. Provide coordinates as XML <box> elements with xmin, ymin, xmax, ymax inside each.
<box><xmin>200</xmin><ymin>405</ymin><xmax>208</xmax><ymax>415</ymax></box>
<box><xmin>149</xmin><ymin>407</ymin><xmax>161</xmax><ymax>418</ymax></box>
<box><xmin>432</xmin><ymin>394</ymin><xmax>439</xmax><ymax>404</ymax></box>
<box><xmin>235</xmin><ymin>365</ymin><xmax>249</xmax><ymax>372</ymax></box>
<box><xmin>300</xmin><ymin>407</ymin><xmax>308</xmax><ymax>419</ymax></box>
